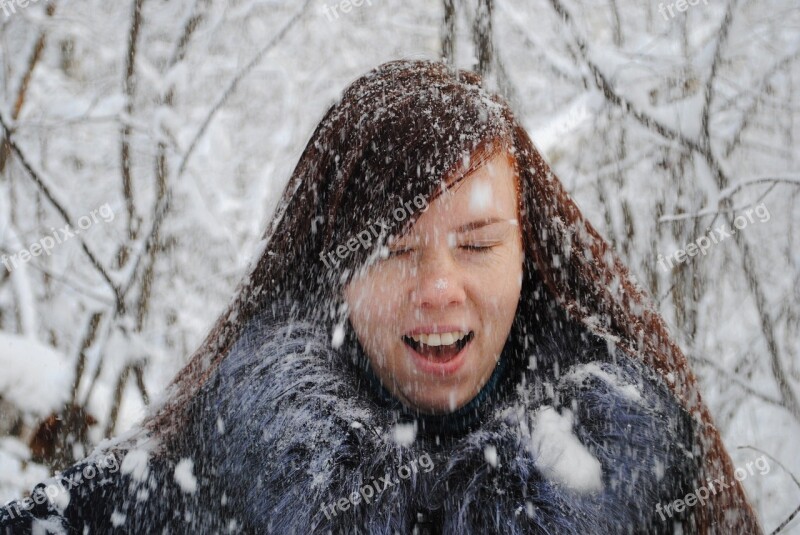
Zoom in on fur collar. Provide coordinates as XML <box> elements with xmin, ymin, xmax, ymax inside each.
<box><xmin>174</xmin><ymin>314</ymin><xmax>698</xmax><ymax>534</ymax></box>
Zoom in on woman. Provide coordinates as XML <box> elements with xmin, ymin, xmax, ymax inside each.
<box><xmin>0</xmin><ymin>60</ymin><xmax>762</xmax><ymax>534</ymax></box>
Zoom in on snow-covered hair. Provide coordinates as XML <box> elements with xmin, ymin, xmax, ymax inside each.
<box><xmin>145</xmin><ymin>59</ymin><xmax>761</xmax><ymax>533</ymax></box>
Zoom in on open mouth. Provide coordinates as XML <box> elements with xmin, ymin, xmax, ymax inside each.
<box><xmin>402</xmin><ymin>331</ymin><xmax>475</xmax><ymax>361</ymax></box>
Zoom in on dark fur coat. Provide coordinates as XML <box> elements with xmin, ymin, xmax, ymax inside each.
<box><xmin>1</xmin><ymin>313</ymin><xmax>698</xmax><ymax>534</ymax></box>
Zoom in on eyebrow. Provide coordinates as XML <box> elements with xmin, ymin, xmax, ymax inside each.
<box><xmin>391</xmin><ymin>217</ymin><xmax>514</xmax><ymax>245</ymax></box>
<box><xmin>452</xmin><ymin>217</ymin><xmax>511</xmax><ymax>234</ymax></box>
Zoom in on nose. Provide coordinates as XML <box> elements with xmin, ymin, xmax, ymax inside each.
<box><xmin>409</xmin><ymin>247</ymin><xmax>466</xmax><ymax>310</ymax></box>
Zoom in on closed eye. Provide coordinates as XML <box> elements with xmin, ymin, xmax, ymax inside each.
<box><xmin>459</xmin><ymin>237</ymin><xmax>504</xmax><ymax>249</ymax></box>
<box><xmin>389</xmin><ymin>243</ymin><xmax>498</xmax><ymax>256</ymax></box>
<box><xmin>387</xmin><ymin>247</ymin><xmax>413</xmax><ymax>258</ymax></box>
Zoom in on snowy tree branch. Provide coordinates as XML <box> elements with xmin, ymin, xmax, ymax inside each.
<box><xmin>0</xmin><ymin>1</ymin><xmax>56</xmax><ymax>174</ymax></box>
<box><xmin>176</xmin><ymin>0</ymin><xmax>313</xmax><ymax>178</ymax></box>
<box><xmin>691</xmin><ymin>355</ymin><xmax>783</xmax><ymax>408</ymax></box>
<box><xmin>548</xmin><ymin>0</ymin><xmax>800</xmax><ymax>422</ymax></box>
<box><xmin>0</xmin><ymin>109</ymin><xmax>124</xmax><ymax>313</ymax></box>
<box><xmin>700</xmin><ymin>0</ymin><xmax>739</xmax><ymax>148</ymax></box>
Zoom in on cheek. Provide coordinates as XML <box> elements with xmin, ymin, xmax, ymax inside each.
<box><xmin>473</xmin><ymin>256</ymin><xmax>522</xmax><ymax>334</ymax></box>
<box><xmin>480</xmin><ymin>253</ymin><xmax>522</xmax><ymax>302</ymax></box>
<box><xmin>478</xmin><ymin>290</ymin><xmax>519</xmax><ymax>343</ymax></box>
<box><xmin>345</xmin><ymin>275</ymin><xmax>404</xmax><ymax>339</ymax></box>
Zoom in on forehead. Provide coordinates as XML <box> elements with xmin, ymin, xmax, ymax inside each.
<box><xmin>413</xmin><ymin>151</ymin><xmax>518</xmax><ymax>229</ymax></box>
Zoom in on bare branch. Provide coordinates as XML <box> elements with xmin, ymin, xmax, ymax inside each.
<box><xmin>0</xmin><ymin>1</ymin><xmax>57</xmax><ymax>173</ymax></box>
<box><xmin>548</xmin><ymin>0</ymin><xmax>800</xmax><ymax>422</ymax></box>
<box><xmin>176</xmin><ymin>0</ymin><xmax>312</xmax><ymax>178</ymax></box>
<box><xmin>472</xmin><ymin>0</ymin><xmax>494</xmax><ymax>78</ymax></box>
<box><xmin>547</xmin><ymin>0</ymin><xmax>705</xmax><ymax>154</ymax></box>
<box><xmin>736</xmin><ymin>446</ymin><xmax>800</xmax><ymax>534</ymax></box>
<box><xmin>134</xmin><ymin>0</ymin><xmax>213</xmax><ymax>334</ymax></box>
<box><xmin>700</xmin><ymin>0</ymin><xmax>739</xmax><ymax>149</ymax></box>
<box><xmin>721</xmin><ymin>47</ymin><xmax>800</xmax><ymax>157</ymax></box>
<box><xmin>169</xmin><ymin>0</ymin><xmax>211</xmax><ymax>69</ymax></box>
<box><xmin>718</xmin><ymin>176</ymin><xmax>800</xmax><ymax>202</ymax></box>
<box><xmin>118</xmin><ymin>0</ymin><xmax>145</xmax><ymax>268</ymax></box>
<box><xmin>768</xmin><ymin>504</ymin><xmax>800</xmax><ymax>535</ymax></box>
<box><xmin>657</xmin><ymin>177</ymin><xmax>796</xmax><ymax>222</ymax></box>
<box><xmin>0</xmin><ymin>110</ymin><xmax>125</xmax><ymax>312</ymax></box>
<box><xmin>692</xmin><ymin>355</ymin><xmax>783</xmax><ymax>408</ymax></box>
<box><xmin>441</xmin><ymin>0</ymin><xmax>456</xmax><ymax>66</ymax></box>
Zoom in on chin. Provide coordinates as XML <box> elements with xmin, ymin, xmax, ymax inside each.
<box><xmin>404</xmin><ymin>392</ymin><xmax>470</xmax><ymax>414</ymax></box>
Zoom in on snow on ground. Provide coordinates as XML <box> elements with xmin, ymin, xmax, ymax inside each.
<box><xmin>0</xmin><ymin>333</ymin><xmax>73</xmax><ymax>417</ymax></box>
<box><xmin>0</xmin><ymin>437</ymin><xmax>49</xmax><ymax>506</ymax></box>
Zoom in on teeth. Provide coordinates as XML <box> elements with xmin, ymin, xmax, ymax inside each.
<box><xmin>426</xmin><ymin>333</ymin><xmax>441</xmax><ymax>346</ymax></box>
<box><xmin>409</xmin><ymin>331</ymin><xmax>469</xmax><ymax>347</ymax></box>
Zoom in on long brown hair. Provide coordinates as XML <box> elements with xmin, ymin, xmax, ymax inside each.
<box><xmin>144</xmin><ymin>60</ymin><xmax>761</xmax><ymax>534</ymax></box>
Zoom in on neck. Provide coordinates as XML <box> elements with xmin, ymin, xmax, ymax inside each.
<box><xmin>348</xmin><ymin>329</ymin><xmax>513</xmax><ymax>437</ymax></box>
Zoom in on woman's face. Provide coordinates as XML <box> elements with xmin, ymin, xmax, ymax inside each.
<box><xmin>344</xmin><ymin>150</ymin><xmax>524</xmax><ymax>413</ymax></box>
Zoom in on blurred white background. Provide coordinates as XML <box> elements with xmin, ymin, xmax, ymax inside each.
<box><xmin>0</xmin><ymin>0</ymin><xmax>798</xmax><ymax>530</ymax></box>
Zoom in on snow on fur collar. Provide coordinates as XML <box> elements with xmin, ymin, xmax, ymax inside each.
<box><xmin>0</xmin><ymin>313</ymin><xmax>698</xmax><ymax>534</ymax></box>
<box><xmin>172</xmin><ymin>314</ymin><xmax>698</xmax><ymax>534</ymax></box>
